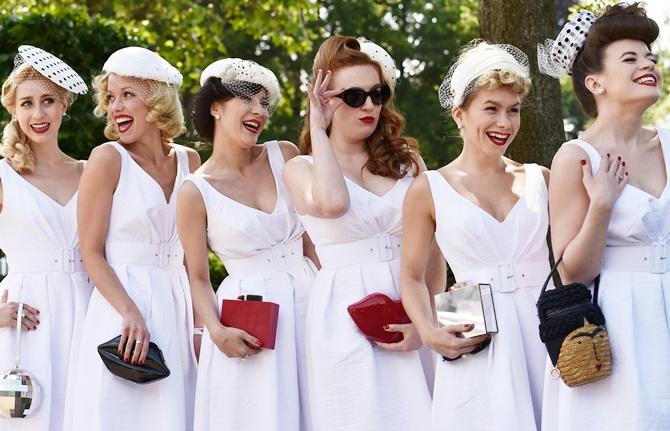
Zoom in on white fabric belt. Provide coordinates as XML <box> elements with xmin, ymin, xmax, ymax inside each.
<box><xmin>106</xmin><ymin>241</ymin><xmax>184</xmax><ymax>269</ymax></box>
<box><xmin>222</xmin><ymin>238</ymin><xmax>304</xmax><ymax>277</ymax></box>
<box><xmin>458</xmin><ymin>260</ymin><xmax>549</xmax><ymax>293</ymax></box>
<box><xmin>317</xmin><ymin>234</ymin><xmax>402</xmax><ymax>269</ymax></box>
<box><xmin>602</xmin><ymin>242</ymin><xmax>670</xmax><ymax>273</ymax></box>
<box><xmin>8</xmin><ymin>248</ymin><xmax>84</xmax><ymax>274</ymax></box>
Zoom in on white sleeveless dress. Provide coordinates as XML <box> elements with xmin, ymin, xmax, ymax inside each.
<box><xmin>189</xmin><ymin>141</ymin><xmax>315</xmax><ymax>431</ymax></box>
<box><xmin>542</xmin><ymin>133</ymin><xmax>670</xmax><ymax>431</ymax></box>
<box><xmin>0</xmin><ymin>159</ymin><xmax>91</xmax><ymax>431</ymax></box>
<box><xmin>424</xmin><ymin>164</ymin><xmax>550</xmax><ymax>431</ymax></box>
<box><xmin>297</xmin><ymin>156</ymin><xmax>432</xmax><ymax>431</ymax></box>
<box><xmin>64</xmin><ymin>142</ymin><xmax>197</xmax><ymax>431</ymax></box>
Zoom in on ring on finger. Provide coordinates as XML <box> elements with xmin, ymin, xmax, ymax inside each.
<box><xmin>617</xmin><ymin>175</ymin><xmax>624</xmax><ymax>181</ymax></box>
<box><xmin>135</xmin><ymin>340</ymin><xmax>143</xmax><ymax>345</ymax></box>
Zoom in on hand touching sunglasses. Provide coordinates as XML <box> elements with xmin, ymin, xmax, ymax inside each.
<box><xmin>336</xmin><ymin>84</ymin><xmax>391</xmax><ymax>108</ymax></box>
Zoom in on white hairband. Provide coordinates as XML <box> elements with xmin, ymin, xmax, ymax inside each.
<box><xmin>438</xmin><ymin>42</ymin><xmax>530</xmax><ymax>108</ymax></box>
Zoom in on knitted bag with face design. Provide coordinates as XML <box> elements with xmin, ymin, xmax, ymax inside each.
<box><xmin>537</xmin><ymin>257</ymin><xmax>612</xmax><ymax>387</ymax></box>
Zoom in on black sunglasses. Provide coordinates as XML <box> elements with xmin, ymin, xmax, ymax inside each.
<box><xmin>336</xmin><ymin>85</ymin><xmax>391</xmax><ymax>108</ymax></box>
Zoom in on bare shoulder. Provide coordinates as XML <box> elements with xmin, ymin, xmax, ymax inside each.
<box><xmin>413</xmin><ymin>153</ymin><xmax>428</xmax><ymax>174</ymax></box>
<box><xmin>178</xmin><ymin>179</ymin><xmax>204</xmax><ymax>204</ymax></box>
<box><xmin>406</xmin><ymin>172</ymin><xmax>432</xmax><ymax>201</ymax></box>
<box><xmin>551</xmin><ymin>142</ymin><xmax>589</xmax><ymax>172</ymax></box>
<box><xmin>88</xmin><ymin>143</ymin><xmax>122</xmax><ymax>166</ymax></box>
<box><xmin>277</xmin><ymin>140</ymin><xmax>300</xmax><ymax>162</ymax></box>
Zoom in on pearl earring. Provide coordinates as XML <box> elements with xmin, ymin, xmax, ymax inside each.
<box><xmin>214</xmin><ymin>114</ymin><xmax>220</xmax><ymax>120</ymax></box>
<box><xmin>597</xmin><ymin>88</ymin><xmax>606</xmax><ymax>95</ymax></box>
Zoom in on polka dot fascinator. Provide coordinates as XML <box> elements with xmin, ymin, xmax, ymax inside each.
<box><xmin>199</xmin><ymin>58</ymin><xmax>280</xmax><ymax>113</ymax></box>
<box><xmin>358</xmin><ymin>38</ymin><xmax>398</xmax><ymax>90</ymax></box>
<box><xmin>537</xmin><ymin>10</ymin><xmax>598</xmax><ymax>77</ymax></box>
<box><xmin>103</xmin><ymin>46</ymin><xmax>183</xmax><ymax>86</ymax></box>
<box><xmin>13</xmin><ymin>45</ymin><xmax>87</xmax><ymax>102</ymax></box>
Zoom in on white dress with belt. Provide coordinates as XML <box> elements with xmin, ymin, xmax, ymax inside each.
<box><xmin>190</xmin><ymin>141</ymin><xmax>315</xmax><ymax>431</ymax></box>
<box><xmin>64</xmin><ymin>142</ymin><xmax>197</xmax><ymax>431</ymax></box>
<box><xmin>0</xmin><ymin>159</ymin><xmax>91</xmax><ymax>431</ymax></box>
<box><xmin>425</xmin><ymin>164</ymin><xmax>549</xmax><ymax>431</ymax></box>
<box><xmin>542</xmin><ymin>133</ymin><xmax>670</xmax><ymax>431</ymax></box>
<box><xmin>298</xmin><ymin>156</ymin><xmax>432</xmax><ymax>431</ymax></box>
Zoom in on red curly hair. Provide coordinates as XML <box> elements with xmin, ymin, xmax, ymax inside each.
<box><xmin>299</xmin><ymin>35</ymin><xmax>419</xmax><ymax>179</ymax></box>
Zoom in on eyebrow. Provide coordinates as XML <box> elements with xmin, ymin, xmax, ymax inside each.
<box><xmin>18</xmin><ymin>93</ymin><xmax>57</xmax><ymax>101</ymax></box>
<box><xmin>483</xmin><ymin>100</ymin><xmax>520</xmax><ymax>107</ymax></box>
<box><xmin>619</xmin><ymin>51</ymin><xmax>655</xmax><ymax>58</ymax></box>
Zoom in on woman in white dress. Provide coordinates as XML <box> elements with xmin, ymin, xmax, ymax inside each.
<box><xmin>64</xmin><ymin>47</ymin><xmax>200</xmax><ymax>431</ymax></box>
<box><xmin>400</xmin><ymin>41</ymin><xmax>551</xmax><ymax>430</ymax></box>
<box><xmin>178</xmin><ymin>58</ymin><xmax>317</xmax><ymax>431</ymax></box>
<box><xmin>283</xmin><ymin>36</ymin><xmax>442</xmax><ymax>431</ymax></box>
<box><xmin>539</xmin><ymin>4</ymin><xmax>670</xmax><ymax>430</ymax></box>
<box><xmin>0</xmin><ymin>45</ymin><xmax>90</xmax><ymax>431</ymax></box>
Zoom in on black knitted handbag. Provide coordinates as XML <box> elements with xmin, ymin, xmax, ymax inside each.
<box><xmin>536</xmin><ymin>257</ymin><xmax>612</xmax><ymax>387</ymax></box>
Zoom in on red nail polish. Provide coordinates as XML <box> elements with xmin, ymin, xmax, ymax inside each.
<box><xmin>606</xmin><ymin>153</ymin><xmax>610</xmax><ymax>157</ymax></box>
<box><xmin>383</xmin><ymin>325</ymin><xmax>389</xmax><ymax>330</ymax></box>
<box><xmin>622</xmin><ymin>161</ymin><xmax>626</xmax><ymax>166</ymax></box>
<box><xmin>617</xmin><ymin>156</ymin><xmax>621</xmax><ymax>161</ymax></box>
<box><xmin>625</xmin><ymin>172</ymin><xmax>629</xmax><ymax>176</ymax></box>
<box><xmin>580</xmin><ymin>159</ymin><xmax>587</xmax><ymax>166</ymax></box>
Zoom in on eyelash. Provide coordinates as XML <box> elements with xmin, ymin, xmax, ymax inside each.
<box><xmin>20</xmin><ymin>98</ymin><xmax>55</xmax><ymax>107</ymax></box>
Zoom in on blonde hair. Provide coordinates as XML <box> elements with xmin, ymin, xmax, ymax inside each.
<box><xmin>1</xmin><ymin>64</ymin><xmax>68</xmax><ymax>173</ymax></box>
<box><xmin>462</xmin><ymin>69</ymin><xmax>531</xmax><ymax>108</ymax></box>
<box><xmin>92</xmin><ymin>72</ymin><xmax>185</xmax><ymax>143</ymax></box>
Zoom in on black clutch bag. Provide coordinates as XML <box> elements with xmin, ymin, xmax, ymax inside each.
<box><xmin>97</xmin><ymin>335</ymin><xmax>170</xmax><ymax>384</ymax></box>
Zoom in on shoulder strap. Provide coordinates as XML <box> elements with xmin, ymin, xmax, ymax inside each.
<box><xmin>172</xmin><ymin>144</ymin><xmax>191</xmax><ymax>174</ymax></box>
<box><xmin>542</xmin><ymin>256</ymin><xmax>600</xmax><ymax>303</ymax></box>
<box><xmin>562</xmin><ymin>140</ymin><xmax>601</xmax><ymax>175</ymax></box>
<box><xmin>265</xmin><ymin>140</ymin><xmax>285</xmax><ymax>177</ymax></box>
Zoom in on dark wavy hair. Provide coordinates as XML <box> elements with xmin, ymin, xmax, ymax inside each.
<box><xmin>192</xmin><ymin>77</ymin><xmax>266</xmax><ymax>142</ymax></box>
<box><xmin>572</xmin><ymin>2</ymin><xmax>659</xmax><ymax>118</ymax></box>
<box><xmin>299</xmin><ymin>35</ymin><xmax>419</xmax><ymax>179</ymax></box>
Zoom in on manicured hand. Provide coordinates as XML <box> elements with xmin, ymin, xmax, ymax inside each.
<box><xmin>422</xmin><ymin>323</ymin><xmax>490</xmax><ymax>359</ymax></box>
<box><xmin>581</xmin><ymin>154</ymin><xmax>627</xmax><ymax>210</ymax></box>
<box><xmin>0</xmin><ymin>290</ymin><xmax>40</xmax><ymax>331</ymax></box>
<box><xmin>210</xmin><ymin>325</ymin><xmax>262</xmax><ymax>359</ymax></box>
<box><xmin>375</xmin><ymin>322</ymin><xmax>423</xmax><ymax>352</ymax></box>
<box><xmin>119</xmin><ymin>307</ymin><xmax>151</xmax><ymax>365</ymax></box>
<box><xmin>307</xmin><ymin>69</ymin><xmax>346</xmax><ymax>130</ymax></box>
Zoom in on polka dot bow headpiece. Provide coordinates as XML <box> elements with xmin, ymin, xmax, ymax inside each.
<box><xmin>538</xmin><ymin>10</ymin><xmax>598</xmax><ymax>77</ymax></box>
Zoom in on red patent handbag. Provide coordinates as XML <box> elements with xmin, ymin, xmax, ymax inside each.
<box><xmin>347</xmin><ymin>293</ymin><xmax>411</xmax><ymax>343</ymax></box>
<box><xmin>220</xmin><ymin>295</ymin><xmax>279</xmax><ymax>350</ymax></box>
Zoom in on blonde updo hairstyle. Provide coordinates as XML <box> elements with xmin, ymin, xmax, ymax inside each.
<box><xmin>1</xmin><ymin>64</ymin><xmax>69</xmax><ymax>173</ymax></box>
<box><xmin>92</xmin><ymin>72</ymin><xmax>185</xmax><ymax>143</ymax></box>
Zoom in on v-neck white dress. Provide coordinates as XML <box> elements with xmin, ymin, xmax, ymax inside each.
<box><xmin>425</xmin><ymin>164</ymin><xmax>550</xmax><ymax>431</ymax></box>
<box><xmin>189</xmin><ymin>141</ymin><xmax>315</xmax><ymax>431</ymax></box>
<box><xmin>297</xmin><ymin>156</ymin><xmax>432</xmax><ymax>431</ymax></box>
<box><xmin>542</xmin><ymin>132</ymin><xmax>670</xmax><ymax>431</ymax></box>
<box><xmin>64</xmin><ymin>142</ymin><xmax>197</xmax><ymax>431</ymax></box>
<box><xmin>0</xmin><ymin>159</ymin><xmax>92</xmax><ymax>431</ymax></box>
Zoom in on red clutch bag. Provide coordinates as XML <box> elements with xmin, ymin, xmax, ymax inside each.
<box><xmin>347</xmin><ymin>293</ymin><xmax>411</xmax><ymax>343</ymax></box>
<box><xmin>220</xmin><ymin>295</ymin><xmax>280</xmax><ymax>350</ymax></box>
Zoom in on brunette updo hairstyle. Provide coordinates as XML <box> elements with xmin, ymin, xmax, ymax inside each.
<box><xmin>572</xmin><ymin>2</ymin><xmax>658</xmax><ymax>118</ymax></box>
<box><xmin>192</xmin><ymin>77</ymin><xmax>236</xmax><ymax>142</ymax></box>
<box><xmin>300</xmin><ymin>35</ymin><xmax>419</xmax><ymax>179</ymax></box>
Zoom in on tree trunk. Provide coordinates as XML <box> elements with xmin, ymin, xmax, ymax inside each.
<box><xmin>479</xmin><ymin>0</ymin><xmax>564</xmax><ymax>167</ymax></box>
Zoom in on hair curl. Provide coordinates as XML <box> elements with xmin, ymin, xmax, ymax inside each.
<box><xmin>299</xmin><ymin>35</ymin><xmax>419</xmax><ymax>179</ymax></box>
<box><xmin>572</xmin><ymin>2</ymin><xmax>659</xmax><ymax>118</ymax></box>
<box><xmin>1</xmin><ymin>64</ymin><xmax>68</xmax><ymax>173</ymax></box>
<box><xmin>92</xmin><ymin>72</ymin><xmax>185</xmax><ymax>143</ymax></box>
<box><xmin>461</xmin><ymin>69</ymin><xmax>531</xmax><ymax>109</ymax></box>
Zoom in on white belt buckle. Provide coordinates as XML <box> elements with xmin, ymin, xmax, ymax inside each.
<box><xmin>496</xmin><ymin>263</ymin><xmax>516</xmax><ymax>293</ymax></box>
<box><xmin>158</xmin><ymin>243</ymin><xmax>170</xmax><ymax>268</ymax></box>
<box><xmin>650</xmin><ymin>242</ymin><xmax>667</xmax><ymax>274</ymax></box>
<box><xmin>376</xmin><ymin>234</ymin><xmax>394</xmax><ymax>261</ymax></box>
<box><xmin>270</xmin><ymin>243</ymin><xmax>288</xmax><ymax>271</ymax></box>
<box><xmin>61</xmin><ymin>249</ymin><xmax>76</xmax><ymax>273</ymax></box>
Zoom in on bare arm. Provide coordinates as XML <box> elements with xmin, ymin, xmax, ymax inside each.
<box><xmin>78</xmin><ymin>144</ymin><xmax>150</xmax><ymax>364</ymax></box>
<box><xmin>399</xmin><ymin>174</ymin><xmax>488</xmax><ymax>358</ymax></box>
<box><xmin>176</xmin><ymin>181</ymin><xmax>261</xmax><ymax>358</ymax></box>
<box><xmin>549</xmin><ymin>147</ymin><xmax>626</xmax><ymax>284</ymax></box>
<box><xmin>283</xmin><ymin>70</ymin><xmax>349</xmax><ymax>218</ymax></box>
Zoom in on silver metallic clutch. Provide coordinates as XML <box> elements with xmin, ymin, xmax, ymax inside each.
<box><xmin>0</xmin><ymin>303</ymin><xmax>41</xmax><ymax>418</ymax></box>
<box><xmin>434</xmin><ymin>282</ymin><xmax>498</xmax><ymax>337</ymax></box>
